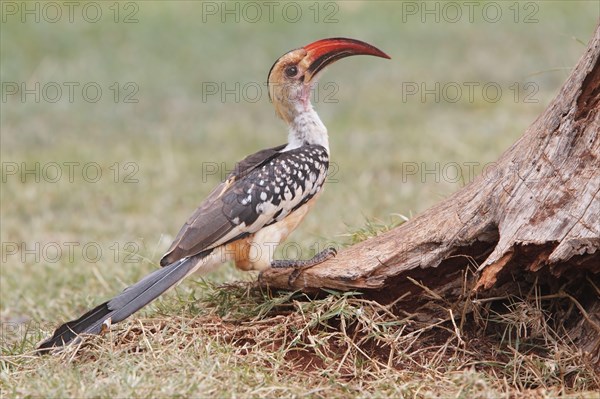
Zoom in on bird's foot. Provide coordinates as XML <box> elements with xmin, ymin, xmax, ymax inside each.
<box><xmin>271</xmin><ymin>247</ymin><xmax>337</xmax><ymax>286</ymax></box>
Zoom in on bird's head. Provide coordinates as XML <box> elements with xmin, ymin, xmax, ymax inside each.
<box><xmin>268</xmin><ymin>37</ymin><xmax>390</xmax><ymax>125</ymax></box>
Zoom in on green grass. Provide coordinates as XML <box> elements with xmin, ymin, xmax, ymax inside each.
<box><xmin>1</xmin><ymin>1</ymin><xmax>599</xmax><ymax>397</ymax></box>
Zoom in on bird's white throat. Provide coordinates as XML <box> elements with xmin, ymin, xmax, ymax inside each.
<box><xmin>285</xmin><ymin>107</ymin><xmax>329</xmax><ymax>152</ymax></box>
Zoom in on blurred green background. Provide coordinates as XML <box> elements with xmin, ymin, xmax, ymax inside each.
<box><xmin>1</xmin><ymin>1</ymin><xmax>598</xmax><ymax>324</ymax></box>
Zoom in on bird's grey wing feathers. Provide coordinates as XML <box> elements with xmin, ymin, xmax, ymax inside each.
<box><xmin>160</xmin><ymin>144</ymin><xmax>287</xmax><ymax>265</ymax></box>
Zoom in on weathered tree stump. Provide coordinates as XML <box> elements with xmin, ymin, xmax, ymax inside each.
<box><xmin>263</xmin><ymin>24</ymin><xmax>600</xmax><ymax>362</ymax></box>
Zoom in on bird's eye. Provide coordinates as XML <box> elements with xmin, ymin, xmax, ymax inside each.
<box><xmin>285</xmin><ymin>65</ymin><xmax>298</xmax><ymax>77</ymax></box>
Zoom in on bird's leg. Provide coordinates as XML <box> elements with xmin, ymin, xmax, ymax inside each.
<box><xmin>271</xmin><ymin>246</ymin><xmax>337</xmax><ymax>269</ymax></box>
<box><xmin>271</xmin><ymin>247</ymin><xmax>337</xmax><ymax>286</ymax></box>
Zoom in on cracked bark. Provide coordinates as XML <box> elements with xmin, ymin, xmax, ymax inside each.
<box><xmin>262</xmin><ymin>24</ymin><xmax>600</xmax><ymax>361</ymax></box>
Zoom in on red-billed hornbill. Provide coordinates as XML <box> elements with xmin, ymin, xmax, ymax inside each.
<box><xmin>38</xmin><ymin>38</ymin><xmax>390</xmax><ymax>352</ymax></box>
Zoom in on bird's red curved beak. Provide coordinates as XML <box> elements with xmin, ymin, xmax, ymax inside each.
<box><xmin>303</xmin><ymin>37</ymin><xmax>391</xmax><ymax>82</ymax></box>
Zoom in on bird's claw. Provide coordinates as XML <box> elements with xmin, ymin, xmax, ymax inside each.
<box><xmin>287</xmin><ymin>246</ymin><xmax>338</xmax><ymax>286</ymax></box>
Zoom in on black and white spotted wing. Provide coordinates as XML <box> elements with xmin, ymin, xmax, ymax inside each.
<box><xmin>160</xmin><ymin>144</ymin><xmax>329</xmax><ymax>266</ymax></box>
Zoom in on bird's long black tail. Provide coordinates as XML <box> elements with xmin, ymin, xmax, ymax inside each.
<box><xmin>37</xmin><ymin>256</ymin><xmax>200</xmax><ymax>354</ymax></box>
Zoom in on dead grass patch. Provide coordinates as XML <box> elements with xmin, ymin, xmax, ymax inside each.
<box><xmin>8</xmin><ymin>276</ymin><xmax>596</xmax><ymax>398</ymax></box>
